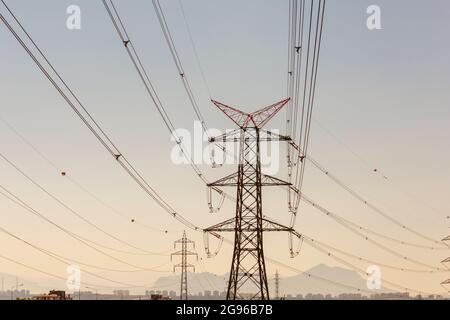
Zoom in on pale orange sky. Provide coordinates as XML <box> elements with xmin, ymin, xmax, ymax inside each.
<box><xmin>0</xmin><ymin>0</ymin><xmax>449</xmax><ymax>295</ymax></box>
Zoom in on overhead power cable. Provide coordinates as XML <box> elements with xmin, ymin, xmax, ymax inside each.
<box><xmin>291</xmin><ymin>0</ymin><xmax>326</xmax><ymax>220</ymax></box>
<box><xmin>0</xmin><ymin>252</ymin><xmax>156</xmax><ymax>289</ymax></box>
<box><xmin>221</xmin><ymin>233</ymin><xmax>446</xmax><ymax>297</ymax></box>
<box><xmin>304</xmin><ymin>236</ymin><xmax>448</xmax><ymax>296</ymax></box>
<box><xmin>101</xmin><ymin>0</ymin><xmax>206</xmax><ymax>181</ymax></box>
<box><xmin>220</xmin><ymin>236</ymin><xmax>374</xmax><ymax>295</ymax></box>
<box><xmin>102</xmin><ymin>0</ymin><xmax>229</xmax><ymax>212</ymax></box>
<box><xmin>312</xmin><ymin>116</ymin><xmax>448</xmax><ymax>218</ymax></box>
<box><xmin>152</xmin><ymin>0</ymin><xmax>229</xmax><ymax>169</ymax></box>
<box><xmin>284</xmin><ymin>0</ymin><xmax>441</xmax><ymax>254</ymax></box>
<box><xmin>284</xmin><ymin>0</ymin><xmax>326</xmax><ymax>228</ymax></box>
<box><xmin>152</xmin><ymin>0</ymin><xmax>208</xmax><ymax>134</ymax></box>
<box><xmin>267</xmin><ymin>256</ymin><xmax>375</xmax><ymax>295</ymax></box>
<box><xmin>300</xmin><ymin>234</ymin><xmax>447</xmax><ymax>273</ymax></box>
<box><xmin>300</xmin><ymin>194</ymin><xmax>448</xmax><ymax>271</ymax></box>
<box><xmin>0</xmin><ymin>184</ymin><xmax>167</xmax><ymax>271</ymax></box>
<box><xmin>304</xmin><ymin>153</ymin><xmax>446</xmax><ymax>246</ymax></box>
<box><xmin>0</xmin><ymin>114</ymin><xmax>170</xmax><ymax>234</ymax></box>
<box><xmin>0</xmin><ymin>151</ymin><xmax>167</xmax><ymax>255</ymax></box>
<box><xmin>0</xmin><ymin>0</ymin><xmax>201</xmax><ymax>232</ymax></box>
<box><xmin>177</xmin><ymin>0</ymin><xmax>213</xmax><ymax>98</ymax></box>
<box><xmin>0</xmin><ymin>225</ymin><xmax>170</xmax><ymax>273</ymax></box>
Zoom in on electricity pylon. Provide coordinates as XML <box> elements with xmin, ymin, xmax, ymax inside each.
<box><xmin>441</xmin><ymin>218</ymin><xmax>450</xmax><ymax>291</ymax></box>
<box><xmin>204</xmin><ymin>99</ymin><xmax>302</xmax><ymax>300</ymax></box>
<box><xmin>171</xmin><ymin>231</ymin><xmax>197</xmax><ymax>300</ymax></box>
<box><xmin>274</xmin><ymin>270</ymin><xmax>280</xmax><ymax>300</ymax></box>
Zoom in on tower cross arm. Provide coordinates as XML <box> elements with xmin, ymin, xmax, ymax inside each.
<box><xmin>171</xmin><ymin>250</ymin><xmax>198</xmax><ymax>257</ymax></box>
<box><xmin>208</xmin><ymin>129</ymin><xmax>291</xmax><ymax>143</ymax></box>
<box><xmin>174</xmin><ymin>263</ymin><xmax>196</xmax><ymax>272</ymax></box>
<box><xmin>211</xmin><ymin>98</ymin><xmax>290</xmax><ymax>128</ymax></box>
<box><xmin>207</xmin><ymin>172</ymin><xmax>299</xmax><ymax>194</ymax></box>
<box><xmin>204</xmin><ymin>216</ymin><xmax>303</xmax><ymax>240</ymax></box>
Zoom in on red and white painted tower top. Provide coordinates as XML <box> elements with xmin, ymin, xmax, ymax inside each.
<box><xmin>211</xmin><ymin>98</ymin><xmax>290</xmax><ymax>129</ymax></box>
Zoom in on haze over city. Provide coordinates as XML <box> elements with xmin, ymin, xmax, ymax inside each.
<box><xmin>0</xmin><ymin>0</ymin><xmax>449</xmax><ymax>300</ymax></box>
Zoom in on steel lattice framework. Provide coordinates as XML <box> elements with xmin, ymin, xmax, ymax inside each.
<box><xmin>171</xmin><ymin>231</ymin><xmax>197</xmax><ymax>300</ymax></box>
<box><xmin>204</xmin><ymin>98</ymin><xmax>302</xmax><ymax>300</ymax></box>
<box><xmin>274</xmin><ymin>270</ymin><xmax>280</xmax><ymax>300</ymax></box>
<box><xmin>442</xmin><ymin>233</ymin><xmax>450</xmax><ymax>290</ymax></box>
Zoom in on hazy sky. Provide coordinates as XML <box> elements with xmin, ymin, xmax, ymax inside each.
<box><xmin>1</xmin><ymin>0</ymin><xmax>450</xmax><ymax>295</ymax></box>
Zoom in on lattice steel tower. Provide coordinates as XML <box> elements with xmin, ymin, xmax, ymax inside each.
<box><xmin>441</xmin><ymin>217</ymin><xmax>450</xmax><ymax>290</ymax></box>
<box><xmin>171</xmin><ymin>231</ymin><xmax>197</xmax><ymax>300</ymax></box>
<box><xmin>204</xmin><ymin>99</ymin><xmax>301</xmax><ymax>300</ymax></box>
<box><xmin>274</xmin><ymin>270</ymin><xmax>280</xmax><ymax>300</ymax></box>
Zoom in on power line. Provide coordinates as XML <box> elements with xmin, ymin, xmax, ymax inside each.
<box><xmin>311</xmin><ymin>205</ymin><xmax>447</xmax><ymax>251</ymax></box>
<box><xmin>293</xmin><ymin>188</ymin><xmax>447</xmax><ymax>250</ymax></box>
<box><xmin>300</xmin><ymin>233</ymin><xmax>447</xmax><ymax>274</ymax></box>
<box><xmin>152</xmin><ymin>0</ymin><xmax>208</xmax><ymax>134</ymax></box>
<box><xmin>0</xmin><ymin>226</ymin><xmax>171</xmax><ymax>276</ymax></box>
<box><xmin>103</xmin><ymin>0</ymin><xmax>229</xmax><ymax>204</ymax></box>
<box><xmin>291</xmin><ymin>0</ymin><xmax>326</xmax><ymax>220</ymax></box>
<box><xmin>0</xmin><ymin>151</ymin><xmax>166</xmax><ymax>255</ymax></box>
<box><xmin>177</xmin><ymin>0</ymin><xmax>213</xmax><ymax>98</ymax></box>
<box><xmin>0</xmin><ymin>252</ymin><xmax>155</xmax><ymax>290</ymax></box>
<box><xmin>304</xmin><ymin>237</ymin><xmax>448</xmax><ymax>296</ymax></box>
<box><xmin>0</xmin><ymin>0</ymin><xmax>201</xmax><ymax>232</ymax></box>
<box><xmin>101</xmin><ymin>0</ymin><xmax>205</xmax><ymax>179</ymax></box>
<box><xmin>282</xmin><ymin>0</ymin><xmax>443</xmax><ymax>278</ymax></box>
<box><xmin>290</xmin><ymin>0</ymin><xmax>307</xmax><ymax>144</ymax></box>
<box><xmin>102</xmin><ymin>0</ymin><xmax>230</xmax><ymax>210</ymax></box>
<box><xmin>285</xmin><ymin>0</ymin><xmax>326</xmax><ymax>227</ymax></box>
<box><xmin>312</xmin><ymin>116</ymin><xmax>448</xmax><ymax>217</ymax></box>
<box><xmin>2</xmin><ymin>1</ymin><xmax>442</xmax><ymax>298</ymax></box>
<box><xmin>0</xmin><ymin>244</ymin><xmax>163</xmax><ymax>290</ymax></box>
<box><xmin>246</xmin><ymin>212</ymin><xmax>446</xmax><ymax>273</ymax></box>
<box><xmin>286</xmin><ymin>136</ymin><xmax>446</xmax><ymax>248</ymax></box>
<box><xmin>0</xmin><ymin>114</ymin><xmax>171</xmax><ymax>234</ymax></box>
<box><xmin>304</xmin><ymin>153</ymin><xmax>446</xmax><ymax>246</ymax></box>
<box><xmin>152</xmin><ymin>0</ymin><xmax>229</xmax><ymax>170</ymax></box>
<box><xmin>221</xmin><ymin>235</ymin><xmax>446</xmax><ymax>297</ymax></box>
<box><xmin>301</xmin><ymin>194</ymin><xmax>447</xmax><ymax>271</ymax></box>
<box><xmin>260</xmin><ymin>252</ymin><xmax>375</xmax><ymax>295</ymax></box>
<box><xmin>219</xmin><ymin>237</ymin><xmax>370</xmax><ymax>295</ymax></box>
<box><xmin>286</xmin><ymin>0</ymin><xmax>303</xmax><ymax>212</ymax></box>
<box><xmin>0</xmin><ymin>184</ymin><xmax>166</xmax><ymax>271</ymax></box>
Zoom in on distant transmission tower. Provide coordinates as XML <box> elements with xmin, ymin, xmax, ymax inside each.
<box><xmin>441</xmin><ymin>217</ymin><xmax>450</xmax><ymax>291</ymax></box>
<box><xmin>204</xmin><ymin>99</ymin><xmax>301</xmax><ymax>300</ymax></box>
<box><xmin>171</xmin><ymin>231</ymin><xmax>197</xmax><ymax>300</ymax></box>
<box><xmin>274</xmin><ymin>270</ymin><xmax>280</xmax><ymax>300</ymax></box>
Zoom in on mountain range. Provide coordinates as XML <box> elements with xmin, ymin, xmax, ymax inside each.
<box><xmin>152</xmin><ymin>264</ymin><xmax>391</xmax><ymax>296</ymax></box>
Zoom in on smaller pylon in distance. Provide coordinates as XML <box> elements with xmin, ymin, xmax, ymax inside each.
<box><xmin>171</xmin><ymin>231</ymin><xmax>197</xmax><ymax>300</ymax></box>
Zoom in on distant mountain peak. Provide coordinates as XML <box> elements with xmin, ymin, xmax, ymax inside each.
<box><xmin>151</xmin><ymin>264</ymin><xmax>390</xmax><ymax>296</ymax></box>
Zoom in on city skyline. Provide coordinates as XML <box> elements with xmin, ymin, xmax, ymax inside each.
<box><xmin>1</xmin><ymin>0</ymin><xmax>449</xmax><ymax>299</ymax></box>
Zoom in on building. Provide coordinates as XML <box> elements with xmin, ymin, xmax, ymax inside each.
<box><xmin>113</xmin><ymin>290</ymin><xmax>130</xmax><ymax>299</ymax></box>
<box><xmin>145</xmin><ymin>290</ymin><xmax>155</xmax><ymax>296</ymax></box>
<box><xmin>150</xmin><ymin>294</ymin><xmax>171</xmax><ymax>300</ymax></box>
<box><xmin>33</xmin><ymin>290</ymin><xmax>72</xmax><ymax>300</ymax></box>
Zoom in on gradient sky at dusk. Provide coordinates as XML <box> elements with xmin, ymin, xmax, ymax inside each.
<box><xmin>1</xmin><ymin>0</ymin><xmax>450</xmax><ymax>295</ymax></box>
